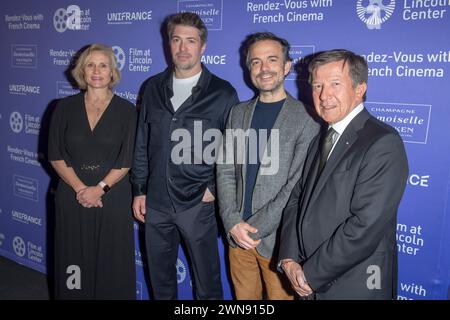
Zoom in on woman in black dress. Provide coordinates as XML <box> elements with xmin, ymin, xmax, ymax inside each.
<box><xmin>48</xmin><ymin>44</ymin><xmax>137</xmax><ymax>299</ymax></box>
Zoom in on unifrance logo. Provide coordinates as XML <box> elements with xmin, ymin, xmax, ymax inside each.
<box><xmin>11</xmin><ymin>210</ymin><xmax>42</xmax><ymax>226</ymax></box>
<box><xmin>13</xmin><ymin>236</ymin><xmax>26</xmax><ymax>257</ymax></box>
<box><xmin>9</xmin><ymin>84</ymin><xmax>40</xmax><ymax>96</ymax></box>
<box><xmin>53</xmin><ymin>5</ymin><xmax>91</xmax><ymax>33</ymax></box>
<box><xmin>356</xmin><ymin>0</ymin><xmax>395</xmax><ymax>29</ymax></box>
<box><xmin>112</xmin><ymin>46</ymin><xmax>126</xmax><ymax>71</ymax></box>
<box><xmin>176</xmin><ymin>258</ymin><xmax>187</xmax><ymax>284</ymax></box>
<box><xmin>10</xmin><ymin>111</ymin><xmax>23</xmax><ymax>133</ymax></box>
<box><xmin>107</xmin><ymin>10</ymin><xmax>152</xmax><ymax>25</ymax></box>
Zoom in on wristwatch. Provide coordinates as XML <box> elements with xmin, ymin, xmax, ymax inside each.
<box><xmin>98</xmin><ymin>181</ymin><xmax>111</xmax><ymax>193</ymax></box>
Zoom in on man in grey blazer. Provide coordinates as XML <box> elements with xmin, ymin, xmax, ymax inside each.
<box><xmin>279</xmin><ymin>49</ymin><xmax>408</xmax><ymax>299</ymax></box>
<box><xmin>216</xmin><ymin>32</ymin><xmax>319</xmax><ymax>299</ymax></box>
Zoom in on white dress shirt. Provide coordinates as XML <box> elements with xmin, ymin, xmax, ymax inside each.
<box><xmin>327</xmin><ymin>103</ymin><xmax>364</xmax><ymax>159</ymax></box>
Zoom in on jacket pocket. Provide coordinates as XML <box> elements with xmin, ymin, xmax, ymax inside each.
<box><xmin>183</xmin><ymin>114</ymin><xmax>212</xmax><ymax>128</ymax></box>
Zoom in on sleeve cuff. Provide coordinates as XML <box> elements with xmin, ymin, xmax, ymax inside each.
<box><xmin>132</xmin><ymin>183</ymin><xmax>147</xmax><ymax>197</ymax></box>
<box><xmin>277</xmin><ymin>258</ymin><xmax>296</xmax><ymax>273</ymax></box>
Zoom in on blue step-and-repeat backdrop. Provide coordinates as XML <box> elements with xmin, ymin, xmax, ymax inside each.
<box><xmin>1</xmin><ymin>0</ymin><xmax>449</xmax><ymax>300</ymax></box>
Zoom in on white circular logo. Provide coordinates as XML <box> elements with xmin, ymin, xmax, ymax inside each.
<box><xmin>357</xmin><ymin>0</ymin><xmax>395</xmax><ymax>30</ymax></box>
<box><xmin>10</xmin><ymin>111</ymin><xmax>23</xmax><ymax>133</ymax></box>
<box><xmin>112</xmin><ymin>46</ymin><xmax>126</xmax><ymax>71</ymax></box>
<box><xmin>176</xmin><ymin>258</ymin><xmax>187</xmax><ymax>284</ymax></box>
<box><xmin>12</xmin><ymin>236</ymin><xmax>26</xmax><ymax>257</ymax></box>
<box><xmin>54</xmin><ymin>8</ymin><xmax>68</xmax><ymax>33</ymax></box>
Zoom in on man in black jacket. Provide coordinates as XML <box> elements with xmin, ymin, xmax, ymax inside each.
<box><xmin>131</xmin><ymin>12</ymin><xmax>238</xmax><ymax>299</ymax></box>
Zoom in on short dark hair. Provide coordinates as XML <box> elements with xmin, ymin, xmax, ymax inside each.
<box><xmin>167</xmin><ymin>12</ymin><xmax>207</xmax><ymax>45</ymax></box>
<box><xmin>308</xmin><ymin>49</ymin><xmax>368</xmax><ymax>88</ymax></box>
<box><xmin>244</xmin><ymin>32</ymin><xmax>292</xmax><ymax>69</ymax></box>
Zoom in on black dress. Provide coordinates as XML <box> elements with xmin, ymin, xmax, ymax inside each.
<box><xmin>48</xmin><ymin>92</ymin><xmax>137</xmax><ymax>299</ymax></box>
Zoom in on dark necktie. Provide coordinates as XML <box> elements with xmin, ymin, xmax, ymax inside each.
<box><xmin>318</xmin><ymin>127</ymin><xmax>336</xmax><ymax>175</ymax></box>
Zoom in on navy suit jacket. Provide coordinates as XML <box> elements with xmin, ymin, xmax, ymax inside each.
<box><xmin>279</xmin><ymin>108</ymin><xmax>408</xmax><ymax>299</ymax></box>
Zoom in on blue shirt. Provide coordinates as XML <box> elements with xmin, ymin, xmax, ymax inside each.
<box><xmin>243</xmin><ymin>99</ymin><xmax>285</xmax><ymax>220</ymax></box>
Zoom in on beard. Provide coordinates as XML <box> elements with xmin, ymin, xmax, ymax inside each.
<box><xmin>173</xmin><ymin>52</ymin><xmax>199</xmax><ymax>71</ymax></box>
<box><xmin>175</xmin><ymin>61</ymin><xmax>196</xmax><ymax>71</ymax></box>
<box><xmin>255</xmin><ymin>72</ymin><xmax>284</xmax><ymax>93</ymax></box>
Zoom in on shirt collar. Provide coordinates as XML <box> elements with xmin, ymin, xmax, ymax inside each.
<box><xmin>172</xmin><ymin>70</ymin><xmax>202</xmax><ymax>83</ymax></box>
<box><xmin>329</xmin><ymin>103</ymin><xmax>364</xmax><ymax>136</ymax></box>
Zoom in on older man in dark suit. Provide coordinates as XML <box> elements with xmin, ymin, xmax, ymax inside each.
<box><xmin>279</xmin><ymin>49</ymin><xmax>408</xmax><ymax>299</ymax></box>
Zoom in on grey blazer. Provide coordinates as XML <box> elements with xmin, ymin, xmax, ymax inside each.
<box><xmin>216</xmin><ymin>93</ymin><xmax>319</xmax><ymax>259</ymax></box>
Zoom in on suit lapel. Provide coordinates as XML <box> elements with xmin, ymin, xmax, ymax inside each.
<box><xmin>269</xmin><ymin>93</ymin><xmax>294</xmax><ymax>132</ymax></box>
<box><xmin>299</xmin><ymin>136</ymin><xmax>320</xmax><ymax>217</ymax></box>
<box><xmin>240</xmin><ymin>98</ymin><xmax>257</xmax><ymax>199</ymax></box>
<box><xmin>291</xmin><ymin>134</ymin><xmax>320</xmax><ymax>260</ymax></box>
<box><xmin>306</xmin><ymin>109</ymin><xmax>371</xmax><ymax>208</ymax></box>
<box><xmin>242</xmin><ymin>98</ymin><xmax>257</xmax><ymax>131</ymax></box>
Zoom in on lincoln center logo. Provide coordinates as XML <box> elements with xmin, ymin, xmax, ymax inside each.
<box><xmin>112</xmin><ymin>46</ymin><xmax>126</xmax><ymax>71</ymax></box>
<box><xmin>12</xmin><ymin>236</ymin><xmax>26</xmax><ymax>257</ymax></box>
<box><xmin>357</xmin><ymin>0</ymin><xmax>395</xmax><ymax>30</ymax></box>
<box><xmin>10</xmin><ymin>111</ymin><xmax>23</xmax><ymax>133</ymax></box>
<box><xmin>176</xmin><ymin>258</ymin><xmax>187</xmax><ymax>284</ymax></box>
<box><xmin>54</xmin><ymin>5</ymin><xmax>80</xmax><ymax>32</ymax></box>
<box><xmin>53</xmin><ymin>5</ymin><xmax>91</xmax><ymax>32</ymax></box>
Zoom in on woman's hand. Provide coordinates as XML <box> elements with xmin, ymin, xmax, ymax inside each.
<box><xmin>76</xmin><ymin>186</ymin><xmax>104</xmax><ymax>208</ymax></box>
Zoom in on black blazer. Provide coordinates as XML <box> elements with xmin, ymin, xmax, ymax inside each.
<box><xmin>279</xmin><ymin>108</ymin><xmax>408</xmax><ymax>299</ymax></box>
<box><xmin>131</xmin><ymin>65</ymin><xmax>238</xmax><ymax>213</ymax></box>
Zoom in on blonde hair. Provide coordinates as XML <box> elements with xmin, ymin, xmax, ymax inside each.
<box><xmin>71</xmin><ymin>44</ymin><xmax>121</xmax><ymax>90</ymax></box>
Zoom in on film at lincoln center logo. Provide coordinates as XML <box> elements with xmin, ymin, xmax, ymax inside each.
<box><xmin>10</xmin><ymin>111</ymin><xmax>23</xmax><ymax>133</ymax></box>
<box><xmin>176</xmin><ymin>258</ymin><xmax>187</xmax><ymax>284</ymax></box>
<box><xmin>357</xmin><ymin>0</ymin><xmax>395</xmax><ymax>30</ymax></box>
<box><xmin>112</xmin><ymin>46</ymin><xmax>126</xmax><ymax>71</ymax></box>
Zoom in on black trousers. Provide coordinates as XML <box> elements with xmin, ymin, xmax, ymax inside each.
<box><xmin>145</xmin><ymin>201</ymin><xmax>223</xmax><ymax>300</ymax></box>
